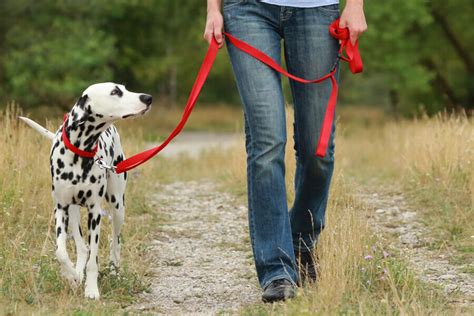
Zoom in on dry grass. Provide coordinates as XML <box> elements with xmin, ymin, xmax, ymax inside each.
<box><xmin>224</xmin><ymin>108</ymin><xmax>461</xmax><ymax>314</ymax></box>
<box><xmin>0</xmin><ymin>104</ymin><xmax>159</xmax><ymax>314</ymax></box>
<box><xmin>1</xmin><ymin>103</ymin><xmax>471</xmax><ymax>314</ymax></box>
<box><xmin>338</xmin><ymin>111</ymin><xmax>473</xmax><ymax>258</ymax></box>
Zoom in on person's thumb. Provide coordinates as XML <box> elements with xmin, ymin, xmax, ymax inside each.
<box><xmin>339</xmin><ymin>18</ymin><xmax>347</xmax><ymax>29</ymax></box>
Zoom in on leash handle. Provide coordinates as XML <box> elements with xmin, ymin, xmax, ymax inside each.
<box><xmin>114</xmin><ymin>18</ymin><xmax>362</xmax><ymax>173</ymax></box>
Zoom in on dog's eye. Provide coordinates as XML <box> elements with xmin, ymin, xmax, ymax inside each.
<box><xmin>111</xmin><ymin>86</ymin><xmax>123</xmax><ymax>97</ymax></box>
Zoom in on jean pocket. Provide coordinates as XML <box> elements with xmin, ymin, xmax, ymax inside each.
<box><xmin>318</xmin><ymin>4</ymin><xmax>340</xmax><ymax>16</ymax></box>
<box><xmin>223</xmin><ymin>0</ymin><xmax>246</xmax><ymax>9</ymax></box>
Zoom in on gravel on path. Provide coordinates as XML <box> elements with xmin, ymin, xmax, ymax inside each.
<box><xmin>130</xmin><ymin>181</ymin><xmax>260</xmax><ymax>315</ymax></box>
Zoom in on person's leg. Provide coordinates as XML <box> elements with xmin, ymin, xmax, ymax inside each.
<box><xmin>282</xmin><ymin>4</ymin><xmax>340</xmax><ymax>253</ymax></box>
<box><xmin>224</xmin><ymin>0</ymin><xmax>298</xmax><ymax>289</ymax></box>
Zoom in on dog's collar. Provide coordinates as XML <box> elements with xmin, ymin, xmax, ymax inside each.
<box><xmin>62</xmin><ymin>113</ymin><xmax>98</xmax><ymax>158</ymax></box>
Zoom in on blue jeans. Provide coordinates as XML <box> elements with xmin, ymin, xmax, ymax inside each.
<box><xmin>224</xmin><ymin>0</ymin><xmax>340</xmax><ymax>288</ymax></box>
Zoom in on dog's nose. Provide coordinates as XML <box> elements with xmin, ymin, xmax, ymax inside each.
<box><xmin>139</xmin><ymin>94</ymin><xmax>152</xmax><ymax>106</ymax></box>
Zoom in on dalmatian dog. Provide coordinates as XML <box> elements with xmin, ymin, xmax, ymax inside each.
<box><xmin>19</xmin><ymin>82</ymin><xmax>152</xmax><ymax>299</ymax></box>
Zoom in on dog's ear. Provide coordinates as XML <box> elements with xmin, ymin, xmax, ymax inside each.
<box><xmin>76</xmin><ymin>94</ymin><xmax>89</xmax><ymax>109</ymax></box>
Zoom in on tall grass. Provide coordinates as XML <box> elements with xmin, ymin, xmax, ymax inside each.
<box><xmin>1</xmin><ymin>103</ymin><xmax>470</xmax><ymax>314</ymax></box>
<box><xmin>338</xmin><ymin>111</ymin><xmax>473</xmax><ymax>255</ymax></box>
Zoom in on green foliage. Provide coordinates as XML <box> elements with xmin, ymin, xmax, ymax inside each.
<box><xmin>357</xmin><ymin>0</ymin><xmax>473</xmax><ymax>114</ymax></box>
<box><xmin>0</xmin><ymin>0</ymin><xmax>472</xmax><ymax>114</ymax></box>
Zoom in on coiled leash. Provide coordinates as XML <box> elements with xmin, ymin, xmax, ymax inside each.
<box><xmin>62</xmin><ymin>19</ymin><xmax>363</xmax><ymax>174</ymax></box>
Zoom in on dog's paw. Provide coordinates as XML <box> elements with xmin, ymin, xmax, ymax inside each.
<box><xmin>84</xmin><ymin>285</ymin><xmax>100</xmax><ymax>300</ymax></box>
<box><xmin>61</xmin><ymin>268</ymin><xmax>80</xmax><ymax>288</ymax></box>
<box><xmin>108</xmin><ymin>261</ymin><xmax>120</xmax><ymax>276</ymax></box>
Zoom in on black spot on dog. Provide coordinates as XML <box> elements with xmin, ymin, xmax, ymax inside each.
<box><xmin>105</xmin><ymin>193</ymin><xmax>109</xmax><ymax>203</ymax></box>
<box><xmin>57</xmin><ymin>227</ymin><xmax>61</xmax><ymax>237</ymax></box>
<box><xmin>87</xmin><ymin>116</ymin><xmax>96</xmax><ymax>123</ymax></box>
<box><xmin>98</xmin><ymin>185</ymin><xmax>104</xmax><ymax>197</ymax></box>
<box><xmin>96</xmin><ymin>214</ymin><xmax>101</xmax><ymax>225</ymax></box>
<box><xmin>56</xmin><ymin>159</ymin><xmax>64</xmax><ymax>169</ymax></box>
<box><xmin>72</xmin><ymin>180</ymin><xmax>77</xmax><ymax>185</ymax></box>
<box><xmin>86</xmin><ymin>190</ymin><xmax>92</xmax><ymax>198</ymax></box>
<box><xmin>95</xmin><ymin>122</ymin><xmax>106</xmax><ymax>130</ymax></box>
<box><xmin>90</xmin><ymin>175</ymin><xmax>96</xmax><ymax>183</ymax></box>
<box><xmin>76</xmin><ymin>94</ymin><xmax>88</xmax><ymax>109</ymax></box>
<box><xmin>60</xmin><ymin>148</ymin><xmax>65</xmax><ymax>155</ymax></box>
<box><xmin>85</xmin><ymin>125</ymin><xmax>94</xmax><ymax>137</ymax></box>
<box><xmin>117</xmin><ymin>235</ymin><xmax>120</xmax><ymax>244</ymax></box>
<box><xmin>60</xmin><ymin>173</ymin><xmax>68</xmax><ymax>180</ymax></box>
<box><xmin>91</xmin><ymin>218</ymin><xmax>96</xmax><ymax>230</ymax></box>
<box><xmin>111</xmin><ymin>195</ymin><xmax>116</xmax><ymax>203</ymax></box>
<box><xmin>68</xmin><ymin>172</ymin><xmax>74</xmax><ymax>180</ymax></box>
<box><xmin>56</xmin><ymin>168</ymin><xmax>61</xmax><ymax>175</ymax></box>
<box><xmin>88</xmin><ymin>212</ymin><xmax>93</xmax><ymax>230</ymax></box>
<box><xmin>81</xmin><ymin>158</ymin><xmax>94</xmax><ymax>179</ymax></box>
<box><xmin>79</xmin><ymin>225</ymin><xmax>83</xmax><ymax>237</ymax></box>
<box><xmin>95</xmin><ymin>113</ymin><xmax>104</xmax><ymax>118</ymax></box>
<box><xmin>124</xmin><ymin>172</ymin><xmax>127</xmax><ymax>180</ymax></box>
<box><xmin>113</xmin><ymin>154</ymin><xmax>124</xmax><ymax>166</ymax></box>
<box><xmin>88</xmin><ymin>235</ymin><xmax>91</xmax><ymax>245</ymax></box>
<box><xmin>115</xmin><ymin>203</ymin><xmax>119</xmax><ymax>209</ymax></box>
<box><xmin>78</xmin><ymin>190</ymin><xmax>84</xmax><ymax>199</ymax></box>
<box><xmin>95</xmin><ymin>234</ymin><xmax>99</xmax><ymax>244</ymax></box>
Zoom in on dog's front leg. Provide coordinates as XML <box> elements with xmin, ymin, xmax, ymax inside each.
<box><xmin>54</xmin><ymin>204</ymin><xmax>80</xmax><ymax>286</ymax></box>
<box><xmin>69</xmin><ymin>205</ymin><xmax>88</xmax><ymax>283</ymax></box>
<box><xmin>109</xmin><ymin>196</ymin><xmax>125</xmax><ymax>272</ymax></box>
<box><xmin>85</xmin><ymin>205</ymin><xmax>102</xmax><ymax>299</ymax></box>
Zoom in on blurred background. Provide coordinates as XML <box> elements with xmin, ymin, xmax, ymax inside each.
<box><xmin>0</xmin><ymin>0</ymin><xmax>472</xmax><ymax>116</ymax></box>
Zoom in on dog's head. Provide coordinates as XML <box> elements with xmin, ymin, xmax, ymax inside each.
<box><xmin>77</xmin><ymin>82</ymin><xmax>152</xmax><ymax>121</ymax></box>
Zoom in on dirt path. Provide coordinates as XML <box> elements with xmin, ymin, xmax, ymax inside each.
<box><xmin>131</xmin><ymin>132</ymin><xmax>473</xmax><ymax>312</ymax></box>
<box><xmin>130</xmin><ymin>181</ymin><xmax>260</xmax><ymax>314</ymax></box>
<box><xmin>358</xmin><ymin>190</ymin><xmax>474</xmax><ymax>307</ymax></box>
<box><xmin>150</xmin><ymin>132</ymin><xmax>241</xmax><ymax>159</ymax></box>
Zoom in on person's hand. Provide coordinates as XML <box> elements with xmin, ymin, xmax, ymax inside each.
<box><xmin>339</xmin><ymin>0</ymin><xmax>367</xmax><ymax>45</ymax></box>
<box><xmin>204</xmin><ymin>9</ymin><xmax>224</xmax><ymax>48</ymax></box>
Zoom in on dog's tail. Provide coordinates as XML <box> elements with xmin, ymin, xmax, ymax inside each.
<box><xmin>18</xmin><ymin>116</ymin><xmax>55</xmax><ymax>140</ymax></box>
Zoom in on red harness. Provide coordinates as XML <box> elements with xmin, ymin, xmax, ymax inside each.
<box><xmin>62</xmin><ymin>18</ymin><xmax>362</xmax><ymax>173</ymax></box>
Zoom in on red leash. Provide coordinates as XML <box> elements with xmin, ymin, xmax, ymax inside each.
<box><xmin>62</xmin><ymin>19</ymin><xmax>362</xmax><ymax>173</ymax></box>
